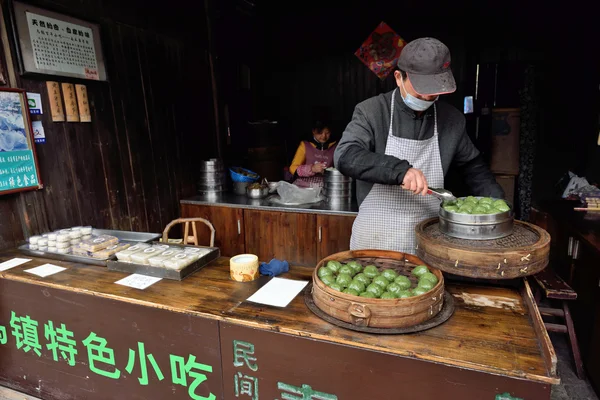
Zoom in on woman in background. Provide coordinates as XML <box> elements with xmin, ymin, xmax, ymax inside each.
<box><xmin>289</xmin><ymin>121</ymin><xmax>338</xmax><ymax>189</ymax></box>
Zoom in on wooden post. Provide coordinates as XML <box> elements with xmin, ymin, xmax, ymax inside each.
<box><xmin>204</xmin><ymin>0</ymin><xmax>222</xmax><ymax>159</ymax></box>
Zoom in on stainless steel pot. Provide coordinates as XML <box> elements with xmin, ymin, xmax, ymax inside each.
<box><xmin>438</xmin><ymin>197</ymin><xmax>514</xmax><ymax>240</ymax></box>
<box><xmin>233</xmin><ymin>181</ymin><xmax>249</xmax><ymax>195</ymax></box>
<box><xmin>324</xmin><ymin>168</ymin><xmax>352</xmax><ymax>183</ymax></box>
<box><xmin>323</xmin><ymin>181</ymin><xmax>352</xmax><ymax>191</ymax></box>
<box><xmin>323</xmin><ymin>188</ymin><xmax>351</xmax><ymax>198</ymax></box>
<box><xmin>198</xmin><ymin>159</ymin><xmax>227</xmax><ymax>195</ymax></box>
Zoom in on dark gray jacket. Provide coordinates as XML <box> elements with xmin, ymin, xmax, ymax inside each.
<box><xmin>334</xmin><ymin>89</ymin><xmax>504</xmax><ymax>206</ymax></box>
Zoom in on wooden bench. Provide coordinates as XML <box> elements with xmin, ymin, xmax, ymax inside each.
<box><xmin>529</xmin><ymin>207</ymin><xmax>585</xmax><ymax>379</ymax></box>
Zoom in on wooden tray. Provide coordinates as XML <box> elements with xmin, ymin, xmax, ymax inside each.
<box><xmin>312</xmin><ymin>250</ymin><xmax>445</xmax><ymax>329</ymax></box>
<box><xmin>416</xmin><ymin>218</ymin><xmax>550</xmax><ymax>279</ymax></box>
<box><xmin>107</xmin><ymin>243</ymin><xmax>220</xmax><ymax>281</ymax></box>
<box><xmin>305</xmin><ymin>285</ymin><xmax>455</xmax><ymax>334</ymax></box>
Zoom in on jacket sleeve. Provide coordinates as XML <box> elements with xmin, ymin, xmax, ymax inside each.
<box><xmin>334</xmin><ymin>105</ymin><xmax>412</xmax><ymax>185</ymax></box>
<box><xmin>289</xmin><ymin>142</ymin><xmax>306</xmax><ymax>175</ymax></box>
<box><xmin>453</xmin><ymin>127</ymin><xmax>505</xmax><ymax>199</ymax></box>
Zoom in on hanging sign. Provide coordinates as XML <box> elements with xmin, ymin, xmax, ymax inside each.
<box><xmin>10</xmin><ymin>1</ymin><xmax>107</xmax><ymax>81</ymax></box>
<box><xmin>45</xmin><ymin>81</ymin><xmax>65</xmax><ymax>122</ymax></box>
<box><xmin>354</xmin><ymin>22</ymin><xmax>406</xmax><ymax>80</ymax></box>
<box><xmin>75</xmin><ymin>84</ymin><xmax>91</xmax><ymax>122</ymax></box>
<box><xmin>61</xmin><ymin>82</ymin><xmax>79</xmax><ymax>122</ymax></box>
<box><xmin>26</xmin><ymin>92</ymin><xmax>43</xmax><ymax>114</ymax></box>
<box><xmin>0</xmin><ymin>88</ymin><xmax>42</xmax><ymax>195</ymax></box>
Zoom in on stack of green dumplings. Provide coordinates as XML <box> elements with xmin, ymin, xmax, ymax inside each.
<box><xmin>442</xmin><ymin>196</ymin><xmax>510</xmax><ymax>215</ymax></box>
<box><xmin>317</xmin><ymin>260</ymin><xmax>438</xmax><ymax>299</ymax></box>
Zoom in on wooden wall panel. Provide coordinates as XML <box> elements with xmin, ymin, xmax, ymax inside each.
<box><xmin>0</xmin><ymin>195</ymin><xmax>23</xmax><ymax>249</ymax></box>
<box><xmin>0</xmin><ymin>0</ymin><xmax>215</xmax><ymax>248</ymax></box>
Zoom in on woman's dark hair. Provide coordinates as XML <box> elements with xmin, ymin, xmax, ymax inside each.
<box><xmin>312</xmin><ymin>120</ymin><xmax>331</xmax><ymax>134</ymax></box>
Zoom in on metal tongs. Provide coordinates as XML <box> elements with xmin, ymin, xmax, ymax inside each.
<box><xmin>401</xmin><ymin>184</ymin><xmax>456</xmax><ymax>202</ymax></box>
<box><xmin>427</xmin><ymin>187</ymin><xmax>457</xmax><ymax>203</ymax></box>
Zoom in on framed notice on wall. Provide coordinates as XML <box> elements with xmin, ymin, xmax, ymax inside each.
<box><xmin>8</xmin><ymin>1</ymin><xmax>107</xmax><ymax>81</ymax></box>
<box><xmin>0</xmin><ymin>88</ymin><xmax>42</xmax><ymax>195</ymax></box>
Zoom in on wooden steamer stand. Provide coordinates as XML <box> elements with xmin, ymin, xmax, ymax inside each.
<box><xmin>411</xmin><ymin>208</ymin><xmax>558</xmax><ymax>399</ymax></box>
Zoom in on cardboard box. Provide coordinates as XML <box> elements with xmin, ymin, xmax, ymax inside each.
<box><xmin>495</xmin><ymin>174</ymin><xmax>516</xmax><ymax>206</ymax></box>
<box><xmin>490</xmin><ymin>108</ymin><xmax>520</xmax><ymax>175</ymax></box>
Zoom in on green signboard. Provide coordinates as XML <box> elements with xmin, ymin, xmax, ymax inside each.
<box><xmin>0</xmin><ymin>88</ymin><xmax>42</xmax><ymax>195</ymax></box>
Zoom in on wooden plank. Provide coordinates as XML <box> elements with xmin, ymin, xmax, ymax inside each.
<box><xmin>538</xmin><ymin>307</ymin><xmax>564</xmax><ymax>317</ymax></box>
<box><xmin>89</xmin><ymin>80</ymin><xmax>130</xmax><ymax>229</ymax></box>
<box><xmin>544</xmin><ymin>323</ymin><xmax>568</xmax><ymax>333</ymax></box>
<box><xmin>180</xmin><ymin>204</ymin><xmax>245</xmax><ymax>256</ymax></box>
<box><xmin>243</xmin><ymin>209</ymin><xmax>317</xmax><ymax>266</ymax></box>
<box><xmin>521</xmin><ymin>278</ymin><xmax>558</xmax><ymax>379</ymax></box>
<box><xmin>316</xmin><ymin>214</ymin><xmax>355</xmax><ymax>260</ymax></box>
<box><xmin>132</xmin><ymin>30</ymin><xmax>164</xmax><ymax>231</ymax></box>
<box><xmin>220</xmin><ymin>321</ymin><xmax>551</xmax><ymax>400</ymax></box>
<box><xmin>14</xmin><ymin>190</ymin><xmax>49</xmax><ymax>238</ymax></box>
<box><xmin>532</xmin><ymin>267</ymin><xmax>577</xmax><ymax>300</ymax></box>
<box><xmin>137</xmin><ymin>32</ymin><xmax>181</xmax><ymax>230</ymax></box>
<box><xmin>18</xmin><ymin>80</ymin><xmax>79</xmax><ymax>230</ymax></box>
<box><xmin>0</xmin><ymin>250</ymin><xmax>559</xmax><ymax>385</ymax></box>
<box><xmin>59</xmin><ymin>86</ymin><xmax>108</xmax><ymax>229</ymax></box>
<box><xmin>0</xmin><ymin>197</ymin><xmax>24</xmax><ymax>250</ymax></box>
<box><xmin>0</xmin><ymin>278</ymin><xmax>222</xmax><ymax>400</ymax></box>
<box><xmin>104</xmin><ymin>23</ymin><xmax>149</xmax><ymax>232</ymax></box>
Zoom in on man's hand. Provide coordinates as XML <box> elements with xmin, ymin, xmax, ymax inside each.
<box><xmin>311</xmin><ymin>162</ymin><xmax>326</xmax><ymax>174</ymax></box>
<box><xmin>402</xmin><ymin>168</ymin><xmax>429</xmax><ymax>195</ymax></box>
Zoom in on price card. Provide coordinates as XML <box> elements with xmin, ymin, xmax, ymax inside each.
<box><xmin>115</xmin><ymin>274</ymin><xmax>162</xmax><ymax>290</ymax></box>
<box><xmin>25</xmin><ymin>263</ymin><xmax>67</xmax><ymax>277</ymax></box>
<box><xmin>0</xmin><ymin>258</ymin><xmax>32</xmax><ymax>271</ymax></box>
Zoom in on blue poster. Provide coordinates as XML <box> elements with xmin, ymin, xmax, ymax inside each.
<box><xmin>0</xmin><ymin>90</ymin><xmax>40</xmax><ymax>193</ymax></box>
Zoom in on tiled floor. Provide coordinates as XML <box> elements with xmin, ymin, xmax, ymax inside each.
<box><xmin>550</xmin><ymin>332</ymin><xmax>598</xmax><ymax>400</ymax></box>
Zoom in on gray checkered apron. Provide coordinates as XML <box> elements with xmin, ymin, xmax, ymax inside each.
<box><xmin>350</xmin><ymin>89</ymin><xmax>444</xmax><ymax>254</ymax></box>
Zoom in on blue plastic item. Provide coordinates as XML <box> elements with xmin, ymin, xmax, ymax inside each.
<box><xmin>229</xmin><ymin>167</ymin><xmax>259</xmax><ymax>183</ymax></box>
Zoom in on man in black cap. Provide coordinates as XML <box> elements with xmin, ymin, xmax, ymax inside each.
<box><xmin>334</xmin><ymin>37</ymin><xmax>503</xmax><ymax>254</ymax></box>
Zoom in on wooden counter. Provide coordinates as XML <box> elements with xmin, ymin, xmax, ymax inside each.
<box><xmin>0</xmin><ymin>250</ymin><xmax>558</xmax><ymax>399</ymax></box>
<box><xmin>180</xmin><ymin>198</ymin><xmax>357</xmax><ymax>266</ymax></box>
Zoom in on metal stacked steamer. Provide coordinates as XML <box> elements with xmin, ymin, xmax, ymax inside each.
<box><xmin>198</xmin><ymin>159</ymin><xmax>227</xmax><ymax>197</ymax></box>
<box><xmin>323</xmin><ymin>168</ymin><xmax>353</xmax><ymax>205</ymax></box>
<box><xmin>416</xmin><ymin>197</ymin><xmax>551</xmax><ymax>280</ymax></box>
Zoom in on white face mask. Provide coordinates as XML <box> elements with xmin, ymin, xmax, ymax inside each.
<box><xmin>400</xmin><ymin>77</ymin><xmax>437</xmax><ymax>111</ymax></box>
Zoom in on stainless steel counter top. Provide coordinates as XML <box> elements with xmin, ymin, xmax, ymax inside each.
<box><xmin>180</xmin><ymin>192</ymin><xmax>358</xmax><ymax>216</ymax></box>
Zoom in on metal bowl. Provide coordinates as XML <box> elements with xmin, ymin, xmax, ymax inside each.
<box><xmin>246</xmin><ymin>185</ymin><xmax>269</xmax><ymax>199</ymax></box>
<box><xmin>438</xmin><ymin>197</ymin><xmax>514</xmax><ymax>240</ymax></box>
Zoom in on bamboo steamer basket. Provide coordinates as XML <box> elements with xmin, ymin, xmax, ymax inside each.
<box><xmin>415</xmin><ymin>218</ymin><xmax>550</xmax><ymax>279</ymax></box>
<box><xmin>312</xmin><ymin>250</ymin><xmax>445</xmax><ymax>329</ymax></box>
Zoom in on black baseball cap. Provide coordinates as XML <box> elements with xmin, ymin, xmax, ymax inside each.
<box><xmin>397</xmin><ymin>37</ymin><xmax>456</xmax><ymax>96</ymax></box>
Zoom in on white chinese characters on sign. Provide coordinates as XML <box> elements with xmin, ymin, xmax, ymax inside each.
<box><xmin>25</xmin><ymin>11</ymin><xmax>99</xmax><ymax>80</ymax></box>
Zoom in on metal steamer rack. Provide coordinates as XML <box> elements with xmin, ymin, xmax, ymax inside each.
<box><xmin>18</xmin><ymin>229</ymin><xmax>161</xmax><ymax>267</ymax></box>
<box><xmin>435</xmin><ymin>195</ymin><xmax>514</xmax><ymax>241</ymax></box>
